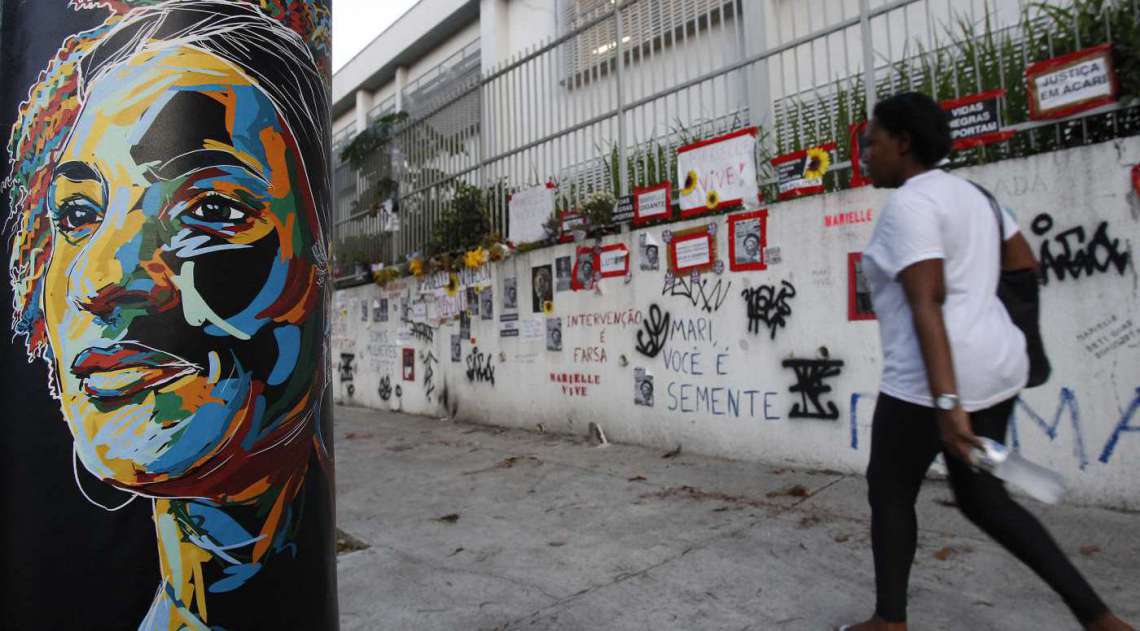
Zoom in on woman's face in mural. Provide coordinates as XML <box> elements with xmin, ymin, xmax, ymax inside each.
<box><xmin>42</xmin><ymin>46</ymin><xmax>318</xmax><ymax>493</ymax></box>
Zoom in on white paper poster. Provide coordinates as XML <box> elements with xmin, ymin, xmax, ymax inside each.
<box><xmin>1034</xmin><ymin>57</ymin><xmax>1113</xmax><ymax>113</ymax></box>
<box><xmin>676</xmin><ymin>129</ymin><xmax>760</xmax><ymax>214</ymax></box>
<box><xmin>599</xmin><ymin>246</ymin><xmax>628</xmax><ymax>275</ymax></box>
<box><xmin>508</xmin><ymin>184</ymin><xmax>556</xmax><ymax>243</ymax></box>
<box><xmin>635</xmin><ymin>186</ymin><xmax>670</xmax><ymax>220</ymax></box>
<box><xmin>520</xmin><ymin>317</ymin><xmax>545</xmax><ymax>342</ymax></box>
<box><xmin>674</xmin><ymin>235</ymin><xmax>712</xmax><ymax>269</ymax></box>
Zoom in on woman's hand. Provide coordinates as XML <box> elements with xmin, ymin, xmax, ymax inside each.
<box><xmin>937</xmin><ymin>407</ymin><xmax>981</xmax><ymax>463</ymax></box>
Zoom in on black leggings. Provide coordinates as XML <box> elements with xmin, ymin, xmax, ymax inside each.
<box><xmin>867</xmin><ymin>393</ymin><xmax>1108</xmax><ymax>624</ymax></box>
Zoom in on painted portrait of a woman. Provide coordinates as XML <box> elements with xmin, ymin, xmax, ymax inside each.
<box><xmin>4</xmin><ymin>1</ymin><xmax>337</xmax><ymax>628</ymax></box>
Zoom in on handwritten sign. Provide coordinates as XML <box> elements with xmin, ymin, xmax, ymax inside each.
<box><xmin>1027</xmin><ymin>44</ymin><xmax>1117</xmax><ymax>120</ymax></box>
<box><xmin>633</xmin><ymin>182</ymin><xmax>672</xmax><ymax>224</ymax></box>
<box><xmin>509</xmin><ymin>183</ymin><xmax>556</xmax><ymax>243</ymax></box>
<box><xmin>599</xmin><ymin>244</ymin><xmax>629</xmax><ymax>277</ymax></box>
<box><xmin>676</xmin><ymin>128</ymin><xmax>760</xmax><ymax>217</ymax></box>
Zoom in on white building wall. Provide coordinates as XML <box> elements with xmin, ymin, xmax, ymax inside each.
<box><xmin>332</xmin><ymin>137</ymin><xmax>1140</xmax><ymax>510</ymax></box>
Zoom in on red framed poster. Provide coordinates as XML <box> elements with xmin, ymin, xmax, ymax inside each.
<box><xmin>727</xmin><ymin>209</ymin><xmax>768</xmax><ymax>272</ymax></box>
<box><xmin>667</xmin><ymin>226</ymin><xmax>716</xmax><ymax>274</ymax></box>
<box><xmin>570</xmin><ymin>246</ymin><xmax>599</xmax><ymax>291</ymax></box>
<box><xmin>771</xmin><ymin>142</ymin><xmax>837</xmax><ymax>200</ymax></box>
<box><xmin>848</xmin><ymin>252</ymin><xmax>876</xmax><ymax>321</ymax></box>
<box><xmin>940</xmin><ymin>89</ymin><xmax>1016</xmax><ymax>150</ymax></box>
<box><xmin>848</xmin><ymin>121</ymin><xmax>870</xmax><ymax>188</ymax></box>
<box><xmin>559</xmin><ymin>209</ymin><xmax>584</xmax><ymax>243</ymax></box>
<box><xmin>632</xmin><ymin>181</ymin><xmax>673</xmax><ymax>225</ymax></box>
<box><xmin>1132</xmin><ymin>164</ymin><xmax>1140</xmax><ymax>198</ymax></box>
<box><xmin>402</xmin><ymin>347</ymin><xmax>416</xmax><ymax>380</ymax></box>
<box><xmin>1026</xmin><ymin>43</ymin><xmax>1117</xmax><ymax>120</ymax></box>
<box><xmin>676</xmin><ymin>127</ymin><xmax>760</xmax><ymax>218</ymax></box>
<box><xmin>598</xmin><ymin>243</ymin><xmax>630</xmax><ymax>278</ymax></box>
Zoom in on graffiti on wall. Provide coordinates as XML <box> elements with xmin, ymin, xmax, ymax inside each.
<box><xmin>379</xmin><ymin>375</ymin><xmax>393</xmax><ymax>402</ymax></box>
<box><xmin>662</xmin><ymin>273</ymin><xmax>732</xmax><ymax>313</ymax></box>
<box><xmin>1030</xmin><ymin>213</ymin><xmax>1131</xmax><ymax>285</ymax></box>
<box><xmin>466</xmin><ymin>347</ymin><xmax>496</xmax><ymax>385</ymax></box>
<box><xmin>635</xmin><ymin>304</ymin><xmax>671</xmax><ymax>358</ymax></box>
<box><xmin>2</xmin><ymin>1</ymin><xmax>335</xmax><ymax>627</ymax></box>
<box><xmin>783</xmin><ymin>350</ymin><xmax>845</xmax><ymax>420</ymax></box>
<box><xmin>741</xmin><ymin>280</ymin><xmax>797</xmax><ymax>340</ymax></box>
<box><xmin>409</xmin><ymin>322</ymin><xmax>436</xmax><ymax>344</ymax></box>
<box><xmin>339</xmin><ymin>353</ymin><xmax>357</xmax><ymax>397</ymax></box>
<box><xmin>420</xmin><ymin>350</ymin><xmax>439</xmax><ymax>402</ymax></box>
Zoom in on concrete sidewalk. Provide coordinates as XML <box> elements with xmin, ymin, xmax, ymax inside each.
<box><xmin>334</xmin><ymin>404</ymin><xmax>1139</xmax><ymax>631</ymax></box>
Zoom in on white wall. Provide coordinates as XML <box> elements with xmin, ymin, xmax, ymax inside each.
<box><xmin>332</xmin><ymin>126</ymin><xmax>1140</xmax><ymax>510</ymax></box>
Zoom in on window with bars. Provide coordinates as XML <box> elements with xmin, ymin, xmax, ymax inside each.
<box><xmin>558</xmin><ymin>0</ymin><xmax>737</xmax><ymax>85</ymax></box>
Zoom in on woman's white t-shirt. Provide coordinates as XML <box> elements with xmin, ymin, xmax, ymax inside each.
<box><xmin>862</xmin><ymin>169</ymin><xmax>1028</xmax><ymax>412</ymax></box>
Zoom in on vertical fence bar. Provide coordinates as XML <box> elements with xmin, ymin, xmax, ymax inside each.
<box><xmin>616</xmin><ymin>0</ymin><xmax>629</xmax><ymax>197</ymax></box>
<box><xmin>860</xmin><ymin>0</ymin><xmax>878</xmax><ymax>117</ymax></box>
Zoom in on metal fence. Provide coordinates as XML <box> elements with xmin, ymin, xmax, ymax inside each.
<box><xmin>334</xmin><ymin>0</ymin><xmax>1140</xmax><ymax>280</ymax></box>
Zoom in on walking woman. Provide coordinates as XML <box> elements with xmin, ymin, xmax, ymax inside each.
<box><xmin>842</xmin><ymin>92</ymin><xmax>1132</xmax><ymax>631</ymax></box>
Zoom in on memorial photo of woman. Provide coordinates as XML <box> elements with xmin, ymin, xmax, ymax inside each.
<box><xmin>5</xmin><ymin>1</ymin><xmax>337</xmax><ymax>628</ymax></box>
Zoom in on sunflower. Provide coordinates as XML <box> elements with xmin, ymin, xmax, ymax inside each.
<box><xmin>408</xmin><ymin>257</ymin><xmax>424</xmax><ymax>276</ymax></box>
<box><xmin>445</xmin><ymin>272</ymin><xmax>460</xmax><ymax>296</ymax></box>
<box><xmin>705</xmin><ymin>190</ymin><xmax>720</xmax><ymax>209</ymax></box>
<box><xmin>464</xmin><ymin>247</ymin><xmax>488</xmax><ymax>269</ymax></box>
<box><xmin>804</xmin><ymin>146</ymin><xmax>832</xmax><ymax>180</ymax></box>
<box><xmin>680</xmin><ymin>170</ymin><xmax>699</xmax><ymax>195</ymax></box>
<box><xmin>543</xmin><ymin>300</ymin><xmax>554</xmax><ymax>315</ymax></box>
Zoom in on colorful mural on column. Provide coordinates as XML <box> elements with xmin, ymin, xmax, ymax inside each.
<box><xmin>2</xmin><ymin>1</ymin><xmax>336</xmax><ymax>629</ymax></box>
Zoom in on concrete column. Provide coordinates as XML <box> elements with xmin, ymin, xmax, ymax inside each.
<box><xmin>0</xmin><ymin>2</ymin><xmax>338</xmax><ymax>629</ymax></box>
<box><xmin>479</xmin><ymin>0</ymin><xmax>511</xmax><ymax>74</ymax></box>
<box><xmin>742</xmin><ymin>0</ymin><xmax>774</xmax><ymax>140</ymax></box>
<box><xmin>395</xmin><ymin>65</ymin><xmax>409</xmax><ymax>112</ymax></box>
<box><xmin>355</xmin><ymin>87</ymin><xmax>373</xmax><ymax>132</ymax></box>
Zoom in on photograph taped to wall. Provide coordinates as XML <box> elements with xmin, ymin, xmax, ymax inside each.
<box><xmin>555</xmin><ymin>255</ymin><xmax>572</xmax><ymax>291</ymax></box>
<box><xmin>372</xmin><ymin>299</ymin><xmax>384</xmax><ymax>322</ymax></box>
<box><xmin>848</xmin><ymin>252</ymin><xmax>876</xmax><ymax>321</ymax></box>
<box><xmin>451</xmin><ymin>334</ymin><xmax>462</xmax><ymax>362</ymax></box>
<box><xmin>634</xmin><ymin>368</ymin><xmax>654</xmax><ymax>407</ymax></box>
<box><xmin>546</xmin><ymin>317</ymin><xmax>563</xmax><ymax>351</ymax></box>
<box><xmin>467</xmin><ymin>287</ymin><xmax>479</xmax><ymax>316</ymax></box>
<box><xmin>503</xmin><ymin>276</ymin><xmax>518</xmax><ymax>311</ymax></box>
<box><xmin>728</xmin><ymin>209</ymin><xmax>768</xmax><ymax>272</ymax></box>
<box><xmin>532</xmin><ymin>264</ymin><xmax>553</xmax><ymax>313</ymax></box>
<box><xmin>480</xmin><ymin>287</ymin><xmax>494</xmax><ymax>320</ymax></box>
<box><xmin>571</xmin><ymin>246</ymin><xmax>599</xmax><ymax>291</ymax></box>
<box><xmin>640</xmin><ymin>236</ymin><xmax>661</xmax><ymax>271</ymax></box>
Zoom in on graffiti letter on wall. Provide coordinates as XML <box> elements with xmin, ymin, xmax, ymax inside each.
<box><xmin>419</xmin><ymin>350</ymin><xmax>439</xmax><ymax>402</ymax></box>
<box><xmin>783</xmin><ymin>351</ymin><xmax>844</xmax><ymax>420</ymax></box>
<box><xmin>635</xmin><ymin>304</ymin><xmax>671</xmax><ymax>358</ymax></box>
<box><xmin>1031</xmin><ymin>213</ymin><xmax>1131</xmax><ymax>285</ymax></box>
<box><xmin>662</xmin><ymin>273</ymin><xmax>732</xmax><ymax>313</ymax></box>
<box><xmin>466</xmin><ymin>347</ymin><xmax>496</xmax><ymax>385</ymax></box>
<box><xmin>741</xmin><ymin>281</ymin><xmax>796</xmax><ymax>340</ymax></box>
<box><xmin>1098</xmin><ymin>388</ymin><xmax>1140</xmax><ymax>464</ymax></box>
<box><xmin>1009</xmin><ymin>387</ymin><xmax>1089</xmax><ymax>470</ymax></box>
<box><xmin>379</xmin><ymin>375</ymin><xmax>393</xmax><ymax>401</ymax></box>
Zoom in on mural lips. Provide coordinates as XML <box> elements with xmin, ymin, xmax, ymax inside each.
<box><xmin>71</xmin><ymin>343</ymin><xmax>201</xmax><ymax>400</ymax></box>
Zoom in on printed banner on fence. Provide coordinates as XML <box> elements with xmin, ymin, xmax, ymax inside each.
<box><xmin>941</xmin><ymin>89</ymin><xmax>1015</xmax><ymax>149</ymax></box>
<box><xmin>772</xmin><ymin>142</ymin><xmax>837</xmax><ymax>200</ymax></box>
<box><xmin>509</xmin><ymin>182</ymin><xmax>556</xmax><ymax>243</ymax></box>
<box><xmin>612</xmin><ymin>195</ymin><xmax>635</xmax><ymax>224</ymax></box>
<box><xmin>676</xmin><ymin>127</ymin><xmax>760</xmax><ymax>217</ymax></box>
<box><xmin>1026</xmin><ymin>43</ymin><xmax>1117</xmax><ymax>120</ymax></box>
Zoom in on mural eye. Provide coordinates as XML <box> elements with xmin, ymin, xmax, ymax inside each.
<box><xmin>55</xmin><ymin>197</ymin><xmax>103</xmax><ymax>235</ymax></box>
<box><xmin>186</xmin><ymin>194</ymin><xmax>251</xmax><ymax>226</ymax></box>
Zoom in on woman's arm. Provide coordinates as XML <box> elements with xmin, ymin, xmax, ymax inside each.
<box><xmin>899</xmin><ymin>258</ymin><xmax>980</xmax><ymax>462</ymax></box>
